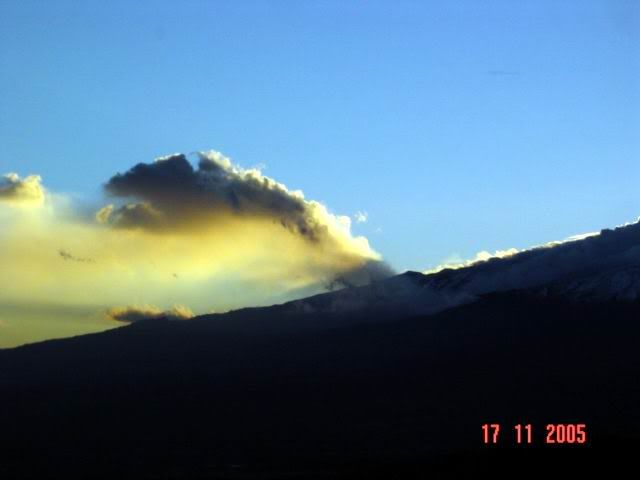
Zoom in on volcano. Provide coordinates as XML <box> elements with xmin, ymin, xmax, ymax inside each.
<box><xmin>1</xmin><ymin>221</ymin><xmax>639</xmax><ymax>478</ymax></box>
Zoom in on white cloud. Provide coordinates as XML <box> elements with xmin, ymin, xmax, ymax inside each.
<box><xmin>354</xmin><ymin>211</ymin><xmax>368</xmax><ymax>223</ymax></box>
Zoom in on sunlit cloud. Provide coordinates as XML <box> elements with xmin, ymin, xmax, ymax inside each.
<box><xmin>0</xmin><ymin>173</ymin><xmax>45</xmax><ymax>205</ymax></box>
<box><xmin>105</xmin><ymin>304</ymin><xmax>194</xmax><ymax>323</ymax></box>
<box><xmin>97</xmin><ymin>151</ymin><xmax>392</xmax><ymax>285</ymax></box>
<box><xmin>0</xmin><ymin>150</ymin><xmax>392</xmax><ymax>347</ymax></box>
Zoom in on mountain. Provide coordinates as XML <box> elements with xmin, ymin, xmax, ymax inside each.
<box><xmin>533</xmin><ymin>264</ymin><xmax>640</xmax><ymax>302</ymax></box>
<box><xmin>277</xmin><ymin>220</ymin><xmax>640</xmax><ymax>318</ymax></box>
<box><xmin>1</xmin><ymin>221</ymin><xmax>639</xmax><ymax>479</ymax></box>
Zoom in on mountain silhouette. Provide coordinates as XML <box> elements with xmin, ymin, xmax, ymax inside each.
<box><xmin>1</xmin><ymin>221</ymin><xmax>639</xmax><ymax>478</ymax></box>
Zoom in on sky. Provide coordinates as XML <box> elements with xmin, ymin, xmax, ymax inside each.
<box><xmin>0</xmin><ymin>0</ymin><xmax>639</xmax><ymax>347</ymax></box>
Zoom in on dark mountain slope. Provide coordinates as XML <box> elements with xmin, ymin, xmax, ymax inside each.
<box><xmin>1</xmin><ymin>291</ymin><xmax>638</xmax><ymax>479</ymax></box>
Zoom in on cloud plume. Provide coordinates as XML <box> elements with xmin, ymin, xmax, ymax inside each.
<box><xmin>102</xmin><ymin>152</ymin><xmax>356</xmax><ymax>241</ymax></box>
<box><xmin>0</xmin><ymin>151</ymin><xmax>392</xmax><ymax>346</ymax></box>
<box><xmin>98</xmin><ymin>151</ymin><xmax>393</xmax><ymax>286</ymax></box>
<box><xmin>106</xmin><ymin>304</ymin><xmax>194</xmax><ymax>323</ymax></box>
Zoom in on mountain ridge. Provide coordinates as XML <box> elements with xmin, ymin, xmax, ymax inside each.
<box><xmin>1</xmin><ymin>220</ymin><xmax>639</xmax><ymax>478</ymax></box>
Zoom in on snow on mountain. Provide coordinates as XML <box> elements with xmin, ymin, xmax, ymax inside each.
<box><xmin>285</xmin><ymin>219</ymin><xmax>640</xmax><ymax>316</ymax></box>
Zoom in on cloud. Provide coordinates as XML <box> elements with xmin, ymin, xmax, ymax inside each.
<box><xmin>0</xmin><ymin>152</ymin><xmax>391</xmax><ymax>346</ymax></box>
<box><xmin>105</xmin><ymin>304</ymin><xmax>194</xmax><ymax>323</ymax></box>
<box><xmin>0</xmin><ymin>173</ymin><xmax>45</xmax><ymax>205</ymax></box>
<box><xmin>325</xmin><ymin>257</ymin><xmax>394</xmax><ymax>290</ymax></box>
<box><xmin>98</xmin><ymin>151</ymin><xmax>393</xmax><ymax>286</ymax></box>
<box><xmin>354</xmin><ymin>211</ymin><xmax>368</xmax><ymax>223</ymax></box>
<box><xmin>101</xmin><ymin>151</ymin><xmax>336</xmax><ymax>240</ymax></box>
<box><xmin>97</xmin><ymin>202</ymin><xmax>165</xmax><ymax>229</ymax></box>
<box><xmin>95</xmin><ymin>204</ymin><xmax>114</xmax><ymax>224</ymax></box>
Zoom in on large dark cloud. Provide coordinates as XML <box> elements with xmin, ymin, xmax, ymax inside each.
<box><xmin>101</xmin><ymin>153</ymin><xmax>320</xmax><ymax>240</ymax></box>
<box><xmin>97</xmin><ymin>151</ymin><xmax>394</xmax><ymax>288</ymax></box>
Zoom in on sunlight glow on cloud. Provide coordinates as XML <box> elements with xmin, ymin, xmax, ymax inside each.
<box><xmin>0</xmin><ymin>150</ymin><xmax>392</xmax><ymax>346</ymax></box>
<box><xmin>96</xmin><ymin>151</ymin><xmax>392</xmax><ymax>285</ymax></box>
<box><xmin>0</xmin><ymin>173</ymin><xmax>45</xmax><ymax>205</ymax></box>
<box><xmin>105</xmin><ymin>304</ymin><xmax>194</xmax><ymax>323</ymax></box>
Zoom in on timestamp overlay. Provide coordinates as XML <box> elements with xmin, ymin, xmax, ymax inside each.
<box><xmin>482</xmin><ymin>423</ymin><xmax>588</xmax><ymax>446</ymax></box>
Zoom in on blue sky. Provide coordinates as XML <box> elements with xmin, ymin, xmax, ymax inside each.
<box><xmin>1</xmin><ymin>0</ymin><xmax>638</xmax><ymax>271</ymax></box>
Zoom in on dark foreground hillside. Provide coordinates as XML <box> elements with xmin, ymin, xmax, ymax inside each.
<box><xmin>1</xmin><ymin>292</ymin><xmax>639</xmax><ymax>479</ymax></box>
